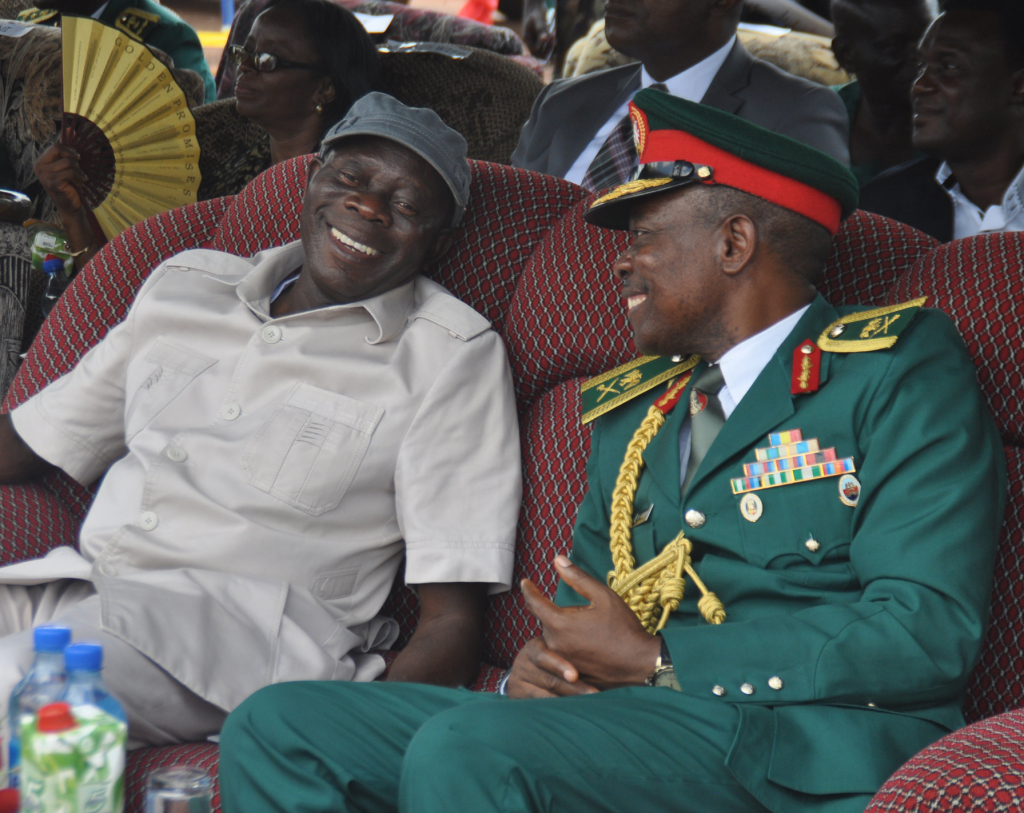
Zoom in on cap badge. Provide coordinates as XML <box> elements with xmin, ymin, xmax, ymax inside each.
<box><xmin>630</xmin><ymin>105</ymin><xmax>649</xmax><ymax>157</ymax></box>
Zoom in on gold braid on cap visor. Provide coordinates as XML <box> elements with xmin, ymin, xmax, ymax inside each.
<box><xmin>607</xmin><ymin>373</ymin><xmax>727</xmax><ymax>633</ymax></box>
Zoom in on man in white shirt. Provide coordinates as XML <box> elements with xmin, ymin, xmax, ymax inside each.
<box><xmin>859</xmin><ymin>0</ymin><xmax>1024</xmax><ymax>242</ymax></box>
<box><xmin>511</xmin><ymin>0</ymin><xmax>850</xmax><ymax>188</ymax></box>
<box><xmin>0</xmin><ymin>93</ymin><xmax>521</xmax><ymax>752</ymax></box>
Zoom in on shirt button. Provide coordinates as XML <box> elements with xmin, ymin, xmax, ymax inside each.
<box><xmin>712</xmin><ymin>685</ymin><xmax>726</xmax><ymax>697</ymax></box>
<box><xmin>805</xmin><ymin>537</ymin><xmax>821</xmax><ymax>552</ymax></box>
<box><xmin>685</xmin><ymin>509</ymin><xmax>706</xmax><ymax>528</ymax></box>
<box><xmin>261</xmin><ymin>325</ymin><xmax>282</xmax><ymax>344</ymax></box>
<box><xmin>138</xmin><ymin>511</ymin><xmax>159</xmax><ymax>531</ymax></box>
<box><xmin>220</xmin><ymin>402</ymin><xmax>241</xmax><ymax>421</ymax></box>
<box><xmin>165</xmin><ymin>445</ymin><xmax>188</xmax><ymax>462</ymax></box>
<box><xmin>97</xmin><ymin>562</ymin><xmax>116</xmax><ymax>577</ymax></box>
<box><xmin>740</xmin><ymin>683</ymin><xmax>756</xmax><ymax>695</ymax></box>
<box><xmin>768</xmin><ymin>676</ymin><xmax>784</xmax><ymax>691</ymax></box>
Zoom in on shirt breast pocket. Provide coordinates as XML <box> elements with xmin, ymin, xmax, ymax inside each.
<box><xmin>125</xmin><ymin>340</ymin><xmax>217</xmax><ymax>441</ymax></box>
<box><xmin>241</xmin><ymin>383</ymin><xmax>385</xmax><ymax>516</ymax></box>
<box><xmin>738</xmin><ymin>476</ymin><xmax>856</xmax><ymax>572</ymax></box>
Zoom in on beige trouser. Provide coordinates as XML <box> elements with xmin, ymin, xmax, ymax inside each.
<box><xmin>0</xmin><ymin>579</ymin><xmax>226</xmax><ymax>750</ymax></box>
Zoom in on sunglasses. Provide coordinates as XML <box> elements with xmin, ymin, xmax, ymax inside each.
<box><xmin>229</xmin><ymin>44</ymin><xmax>322</xmax><ymax>74</ymax></box>
<box><xmin>629</xmin><ymin>160</ymin><xmax>715</xmax><ymax>183</ymax></box>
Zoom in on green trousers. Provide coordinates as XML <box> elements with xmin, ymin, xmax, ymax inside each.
<box><xmin>218</xmin><ymin>681</ymin><xmax>773</xmax><ymax>813</ymax></box>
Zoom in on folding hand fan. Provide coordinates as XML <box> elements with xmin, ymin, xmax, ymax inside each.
<box><xmin>61</xmin><ymin>16</ymin><xmax>201</xmax><ymax>240</ymax></box>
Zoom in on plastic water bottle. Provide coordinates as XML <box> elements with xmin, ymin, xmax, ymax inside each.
<box><xmin>60</xmin><ymin>643</ymin><xmax>127</xmax><ymax>724</ymax></box>
<box><xmin>40</xmin><ymin>256</ymin><xmax>71</xmax><ymax>318</ymax></box>
<box><xmin>6</xmin><ymin>625</ymin><xmax>72</xmax><ymax>789</ymax></box>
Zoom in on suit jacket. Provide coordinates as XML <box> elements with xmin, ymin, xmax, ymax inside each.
<box><xmin>558</xmin><ymin>295</ymin><xmax>1005</xmax><ymax>812</ymax></box>
<box><xmin>860</xmin><ymin>156</ymin><xmax>954</xmax><ymax>243</ymax></box>
<box><xmin>511</xmin><ymin>40</ymin><xmax>851</xmax><ymax>178</ymax></box>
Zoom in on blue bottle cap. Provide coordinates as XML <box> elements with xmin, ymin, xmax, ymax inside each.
<box><xmin>33</xmin><ymin>624</ymin><xmax>71</xmax><ymax>653</ymax></box>
<box><xmin>42</xmin><ymin>258</ymin><xmax>65</xmax><ymax>276</ymax></box>
<box><xmin>64</xmin><ymin>642</ymin><xmax>103</xmax><ymax>672</ymax></box>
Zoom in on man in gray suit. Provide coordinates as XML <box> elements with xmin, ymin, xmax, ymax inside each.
<box><xmin>512</xmin><ymin>0</ymin><xmax>850</xmax><ymax>190</ymax></box>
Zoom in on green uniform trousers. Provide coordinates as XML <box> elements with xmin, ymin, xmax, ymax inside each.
<box><xmin>220</xmin><ymin>681</ymin><xmax>777</xmax><ymax>813</ymax></box>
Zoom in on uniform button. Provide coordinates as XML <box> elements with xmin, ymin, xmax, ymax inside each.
<box><xmin>165</xmin><ymin>445</ymin><xmax>188</xmax><ymax>462</ymax></box>
<box><xmin>805</xmin><ymin>537</ymin><xmax>821</xmax><ymax>552</ymax></box>
<box><xmin>712</xmin><ymin>685</ymin><xmax>726</xmax><ymax>697</ymax></box>
<box><xmin>138</xmin><ymin>511</ymin><xmax>159</xmax><ymax>531</ymax></box>
<box><xmin>867</xmin><ymin>702</ymin><xmax>877</xmax><ymax>708</ymax></box>
<box><xmin>768</xmin><ymin>676</ymin><xmax>784</xmax><ymax>691</ymax></box>
<box><xmin>261</xmin><ymin>324</ymin><xmax>282</xmax><ymax>344</ymax></box>
<box><xmin>685</xmin><ymin>509</ymin><xmax>706</xmax><ymax>528</ymax></box>
<box><xmin>97</xmin><ymin>562</ymin><xmax>116</xmax><ymax>577</ymax></box>
<box><xmin>829</xmin><ymin>323</ymin><xmax>846</xmax><ymax>338</ymax></box>
<box><xmin>220</xmin><ymin>402</ymin><xmax>241</xmax><ymax>421</ymax></box>
<box><xmin>740</xmin><ymin>683</ymin><xmax>755</xmax><ymax>695</ymax></box>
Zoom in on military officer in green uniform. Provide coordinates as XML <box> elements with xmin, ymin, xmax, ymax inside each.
<box><xmin>216</xmin><ymin>91</ymin><xmax>1006</xmax><ymax>813</ymax></box>
<box><xmin>18</xmin><ymin>0</ymin><xmax>216</xmax><ymax>102</ymax></box>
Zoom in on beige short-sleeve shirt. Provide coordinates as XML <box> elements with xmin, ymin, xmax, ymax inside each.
<box><xmin>8</xmin><ymin>241</ymin><xmax>521</xmax><ymax>708</ymax></box>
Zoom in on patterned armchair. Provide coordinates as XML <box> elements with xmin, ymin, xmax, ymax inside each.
<box><xmin>1</xmin><ymin>158</ymin><xmax>1014</xmax><ymax>812</ymax></box>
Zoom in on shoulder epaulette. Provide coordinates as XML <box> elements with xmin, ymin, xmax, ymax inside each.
<box><xmin>582</xmin><ymin>354</ymin><xmax>699</xmax><ymax>424</ymax></box>
<box><xmin>817</xmin><ymin>297</ymin><xmax>928</xmax><ymax>353</ymax></box>
<box><xmin>17</xmin><ymin>7</ymin><xmax>59</xmax><ymax>24</ymax></box>
<box><xmin>115</xmin><ymin>7</ymin><xmax>160</xmax><ymax>41</ymax></box>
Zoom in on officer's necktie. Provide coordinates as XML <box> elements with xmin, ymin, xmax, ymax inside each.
<box><xmin>681</xmin><ymin>363</ymin><xmax>726</xmax><ymax>497</ymax></box>
<box><xmin>581</xmin><ymin>83</ymin><xmax>669</xmax><ymax>193</ymax></box>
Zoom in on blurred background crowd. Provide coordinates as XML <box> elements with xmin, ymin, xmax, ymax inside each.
<box><xmin>0</xmin><ymin>0</ymin><xmax>1020</xmax><ymax>398</ymax></box>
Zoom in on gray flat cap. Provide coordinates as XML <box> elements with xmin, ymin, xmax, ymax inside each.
<box><xmin>320</xmin><ymin>92</ymin><xmax>470</xmax><ymax>226</ymax></box>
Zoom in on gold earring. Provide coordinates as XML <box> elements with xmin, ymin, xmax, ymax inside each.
<box><xmin>315</xmin><ymin>103</ymin><xmax>324</xmax><ymax>115</ymax></box>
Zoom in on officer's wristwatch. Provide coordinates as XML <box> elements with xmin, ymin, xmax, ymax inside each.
<box><xmin>645</xmin><ymin>636</ymin><xmax>681</xmax><ymax>690</ymax></box>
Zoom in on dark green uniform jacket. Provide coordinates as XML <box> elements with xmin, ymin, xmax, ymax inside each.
<box><xmin>558</xmin><ymin>294</ymin><xmax>1006</xmax><ymax>811</ymax></box>
<box><xmin>20</xmin><ymin>0</ymin><xmax>216</xmax><ymax>103</ymax></box>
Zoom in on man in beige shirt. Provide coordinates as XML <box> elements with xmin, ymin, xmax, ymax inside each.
<box><xmin>0</xmin><ymin>93</ymin><xmax>521</xmax><ymax>749</ymax></box>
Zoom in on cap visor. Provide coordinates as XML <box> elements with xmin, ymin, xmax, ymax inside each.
<box><xmin>584</xmin><ymin>177</ymin><xmax>696</xmax><ymax>230</ymax></box>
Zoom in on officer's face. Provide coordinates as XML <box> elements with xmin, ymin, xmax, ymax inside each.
<box><xmin>298</xmin><ymin>136</ymin><xmax>455</xmax><ymax>305</ymax></box>
<box><xmin>613</xmin><ymin>187</ymin><xmax>729</xmax><ymax>358</ymax></box>
<box><xmin>912</xmin><ymin>11</ymin><xmax>1023</xmax><ymax>160</ymax></box>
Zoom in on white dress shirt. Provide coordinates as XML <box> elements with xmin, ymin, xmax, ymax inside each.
<box><xmin>563</xmin><ymin>35</ymin><xmax>737</xmax><ymax>186</ymax></box>
<box><xmin>679</xmin><ymin>304</ymin><xmax>810</xmax><ymax>485</ymax></box>
<box><xmin>6</xmin><ymin>241</ymin><xmax>521</xmax><ymax>710</ymax></box>
<box><xmin>937</xmin><ymin>160</ymin><xmax>1024</xmax><ymax>241</ymax></box>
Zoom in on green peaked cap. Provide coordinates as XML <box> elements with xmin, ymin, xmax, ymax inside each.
<box><xmin>586</xmin><ymin>89</ymin><xmax>860</xmax><ymax>230</ymax></box>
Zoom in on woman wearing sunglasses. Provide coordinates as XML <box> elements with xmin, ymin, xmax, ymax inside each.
<box><xmin>197</xmin><ymin>0</ymin><xmax>381</xmax><ymax>199</ymax></box>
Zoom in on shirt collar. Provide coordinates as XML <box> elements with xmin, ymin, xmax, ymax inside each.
<box><xmin>640</xmin><ymin>35</ymin><xmax>736</xmax><ymax>101</ymax></box>
<box><xmin>936</xmin><ymin>160</ymin><xmax>1024</xmax><ymax>211</ymax></box>
<box><xmin>716</xmin><ymin>303</ymin><xmax>811</xmax><ymax>407</ymax></box>
<box><xmin>235</xmin><ymin>240</ymin><xmax>416</xmax><ymax>344</ymax></box>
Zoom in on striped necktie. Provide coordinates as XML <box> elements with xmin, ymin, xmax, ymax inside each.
<box><xmin>681</xmin><ymin>363</ymin><xmax>726</xmax><ymax>497</ymax></box>
<box><xmin>581</xmin><ymin>82</ymin><xmax>669</xmax><ymax>193</ymax></box>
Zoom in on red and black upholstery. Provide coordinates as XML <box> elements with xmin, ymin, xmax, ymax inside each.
<box><xmin>866</xmin><ymin>233</ymin><xmax>1024</xmax><ymax>813</ymax></box>
<box><xmin>0</xmin><ymin>153</ymin><xmax>1010</xmax><ymax>813</ymax></box>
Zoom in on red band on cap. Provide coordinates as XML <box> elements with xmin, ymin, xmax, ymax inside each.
<box><xmin>642</xmin><ymin>130</ymin><xmax>843</xmax><ymax>234</ymax></box>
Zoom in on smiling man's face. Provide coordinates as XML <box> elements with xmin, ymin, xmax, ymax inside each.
<box><xmin>298</xmin><ymin>135</ymin><xmax>455</xmax><ymax>306</ymax></box>
<box><xmin>612</xmin><ymin>187</ymin><xmax>729</xmax><ymax>358</ymax></box>
<box><xmin>912</xmin><ymin>10</ymin><xmax>1017</xmax><ymax>160</ymax></box>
